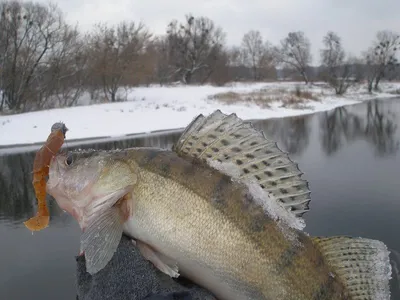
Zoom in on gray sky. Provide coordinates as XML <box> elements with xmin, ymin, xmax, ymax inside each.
<box><xmin>39</xmin><ymin>0</ymin><xmax>400</xmax><ymax>65</ymax></box>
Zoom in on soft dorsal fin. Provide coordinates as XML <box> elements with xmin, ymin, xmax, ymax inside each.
<box><xmin>313</xmin><ymin>236</ymin><xmax>392</xmax><ymax>300</ymax></box>
<box><xmin>173</xmin><ymin>110</ymin><xmax>311</xmax><ymax>224</ymax></box>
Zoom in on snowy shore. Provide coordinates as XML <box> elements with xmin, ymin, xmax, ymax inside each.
<box><xmin>1</xmin><ymin>81</ymin><xmax>399</xmax><ymax>150</ymax></box>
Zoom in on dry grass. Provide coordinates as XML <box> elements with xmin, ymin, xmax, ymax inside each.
<box><xmin>389</xmin><ymin>88</ymin><xmax>400</xmax><ymax>95</ymax></box>
<box><xmin>211</xmin><ymin>91</ymin><xmax>242</xmax><ymax>103</ymax></box>
<box><xmin>210</xmin><ymin>86</ymin><xmax>320</xmax><ymax>109</ymax></box>
<box><xmin>210</xmin><ymin>91</ymin><xmax>273</xmax><ymax>108</ymax></box>
<box><xmin>292</xmin><ymin>89</ymin><xmax>318</xmax><ymax>100</ymax></box>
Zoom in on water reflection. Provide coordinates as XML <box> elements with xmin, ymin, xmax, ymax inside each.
<box><xmin>320</xmin><ymin>107</ymin><xmax>361</xmax><ymax>155</ymax></box>
<box><xmin>0</xmin><ymin>151</ymin><xmax>72</xmax><ymax>228</ymax></box>
<box><xmin>254</xmin><ymin>115</ymin><xmax>311</xmax><ymax>155</ymax></box>
<box><xmin>365</xmin><ymin>101</ymin><xmax>399</xmax><ymax>155</ymax></box>
<box><xmin>320</xmin><ymin>100</ymin><xmax>399</xmax><ymax>156</ymax></box>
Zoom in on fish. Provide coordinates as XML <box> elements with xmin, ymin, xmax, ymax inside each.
<box><xmin>46</xmin><ymin>110</ymin><xmax>392</xmax><ymax>300</ymax></box>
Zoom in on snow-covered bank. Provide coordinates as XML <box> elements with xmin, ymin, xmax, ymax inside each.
<box><xmin>1</xmin><ymin>81</ymin><xmax>399</xmax><ymax>148</ymax></box>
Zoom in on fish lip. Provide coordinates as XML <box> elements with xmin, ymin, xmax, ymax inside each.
<box><xmin>46</xmin><ymin>155</ymin><xmax>63</xmax><ymax>195</ymax></box>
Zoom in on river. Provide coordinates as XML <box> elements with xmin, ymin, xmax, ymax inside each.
<box><xmin>1</xmin><ymin>98</ymin><xmax>400</xmax><ymax>299</ymax></box>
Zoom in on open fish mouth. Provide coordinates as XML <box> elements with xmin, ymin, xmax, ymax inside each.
<box><xmin>47</xmin><ymin>155</ymin><xmax>64</xmax><ymax>190</ymax></box>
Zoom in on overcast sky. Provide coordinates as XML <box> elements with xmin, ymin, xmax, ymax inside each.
<box><xmin>37</xmin><ymin>0</ymin><xmax>400</xmax><ymax>65</ymax></box>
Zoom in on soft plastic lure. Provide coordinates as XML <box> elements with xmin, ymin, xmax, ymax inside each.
<box><xmin>24</xmin><ymin>123</ymin><xmax>68</xmax><ymax>231</ymax></box>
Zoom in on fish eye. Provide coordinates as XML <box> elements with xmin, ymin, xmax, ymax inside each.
<box><xmin>65</xmin><ymin>154</ymin><xmax>73</xmax><ymax>166</ymax></box>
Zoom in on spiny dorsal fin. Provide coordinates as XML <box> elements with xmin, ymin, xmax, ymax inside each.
<box><xmin>313</xmin><ymin>236</ymin><xmax>392</xmax><ymax>300</ymax></box>
<box><xmin>173</xmin><ymin>110</ymin><xmax>311</xmax><ymax>224</ymax></box>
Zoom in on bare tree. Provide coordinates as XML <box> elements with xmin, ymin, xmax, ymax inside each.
<box><xmin>201</xmin><ymin>44</ymin><xmax>230</xmax><ymax>85</ymax></box>
<box><xmin>363</xmin><ymin>30</ymin><xmax>400</xmax><ymax>92</ymax></box>
<box><xmin>148</xmin><ymin>36</ymin><xmax>177</xmax><ymax>86</ymax></box>
<box><xmin>241</xmin><ymin>30</ymin><xmax>275</xmax><ymax>80</ymax></box>
<box><xmin>133</xmin><ymin>40</ymin><xmax>161</xmax><ymax>86</ymax></box>
<box><xmin>222</xmin><ymin>46</ymin><xmax>247</xmax><ymax>81</ymax></box>
<box><xmin>320</xmin><ymin>31</ymin><xmax>355</xmax><ymax>95</ymax></box>
<box><xmin>321</xmin><ymin>32</ymin><xmax>345</xmax><ymax>72</ymax></box>
<box><xmin>45</xmin><ymin>29</ymin><xmax>89</xmax><ymax>107</ymax></box>
<box><xmin>0</xmin><ymin>0</ymin><xmax>76</xmax><ymax>112</ymax></box>
<box><xmin>87</xmin><ymin>21</ymin><xmax>151</xmax><ymax>102</ymax></box>
<box><xmin>227</xmin><ymin>46</ymin><xmax>244</xmax><ymax>67</ymax></box>
<box><xmin>165</xmin><ymin>14</ymin><xmax>226</xmax><ymax>84</ymax></box>
<box><xmin>385</xmin><ymin>63</ymin><xmax>400</xmax><ymax>81</ymax></box>
<box><xmin>275</xmin><ymin>31</ymin><xmax>312</xmax><ymax>84</ymax></box>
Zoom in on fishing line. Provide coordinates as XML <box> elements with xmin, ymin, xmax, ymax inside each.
<box><xmin>61</xmin><ymin>121</ymin><xmax>70</xmax><ymax>154</ymax></box>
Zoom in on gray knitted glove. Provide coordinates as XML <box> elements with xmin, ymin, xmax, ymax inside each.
<box><xmin>76</xmin><ymin>235</ymin><xmax>217</xmax><ymax>300</ymax></box>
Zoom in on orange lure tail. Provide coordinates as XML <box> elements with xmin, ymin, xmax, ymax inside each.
<box><xmin>24</xmin><ymin>123</ymin><xmax>68</xmax><ymax>231</ymax></box>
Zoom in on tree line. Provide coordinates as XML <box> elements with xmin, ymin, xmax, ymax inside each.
<box><xmin>0</xmin><ymin>0</ymin><xmax>399</xmax><ymax>113</ymax></box>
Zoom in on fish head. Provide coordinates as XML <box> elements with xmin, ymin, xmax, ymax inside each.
<box><xmin>46</xmin><ymin>150</ymin><xmax>137</xmax><ymax>229</ymax></box>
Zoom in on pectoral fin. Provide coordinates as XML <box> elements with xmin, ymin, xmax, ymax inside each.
<box><xmin>136</xmin><ymin>240</ymin><xmax>180</xmax><ymax>278</ymax></box>
<box><xmin>80</xmin><ymin>206</ymin><xmax>124</xmax><ymax>275</ymax></box>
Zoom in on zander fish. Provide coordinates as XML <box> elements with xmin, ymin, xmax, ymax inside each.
<box><xmin>46</xmin><ymin>110</ymin><xmax>392</xmax><ymax>300</ymax></box>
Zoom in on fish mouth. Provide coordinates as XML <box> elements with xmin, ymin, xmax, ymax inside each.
<box><xmin>46</xmin><ymin>155</ymin><xmax>64</xmax><ymax>195</ymax></box>
<box><xmin>45</xmin><ymin>155</ymin><xmax>87</xmax><ymax>225</ymax></box>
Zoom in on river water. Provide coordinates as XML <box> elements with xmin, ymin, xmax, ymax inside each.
<box><xmin>1</xmin><ymin>98</ymin><xmax>400</xmax><ymax>300</ymax></box>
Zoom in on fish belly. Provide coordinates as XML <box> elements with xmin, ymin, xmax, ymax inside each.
<box><xmin>122</xmin><ymin>170</ymin><xmax>290</xmax><ymax>300</ymax></box>
<box><xmin>123</xmin><ymin>216</ymin><xmax>265</xmax><ymax>300</ymax></box>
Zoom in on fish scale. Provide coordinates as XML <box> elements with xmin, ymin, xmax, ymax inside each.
<box><xmin>129</xmin><ymin>167</ymin><xmax>296</xmax><ymax>299</ymax></box>
<box><xmin>46</xmin><ymin>110</ymin><xmax>392</xmax><ymax>300</ymax></box>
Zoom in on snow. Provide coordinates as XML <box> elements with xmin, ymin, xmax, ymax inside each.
<box><xmin>0</xmin><ymin>81</ymin><xmax>399</xmax><ymax>150</ymax></box>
